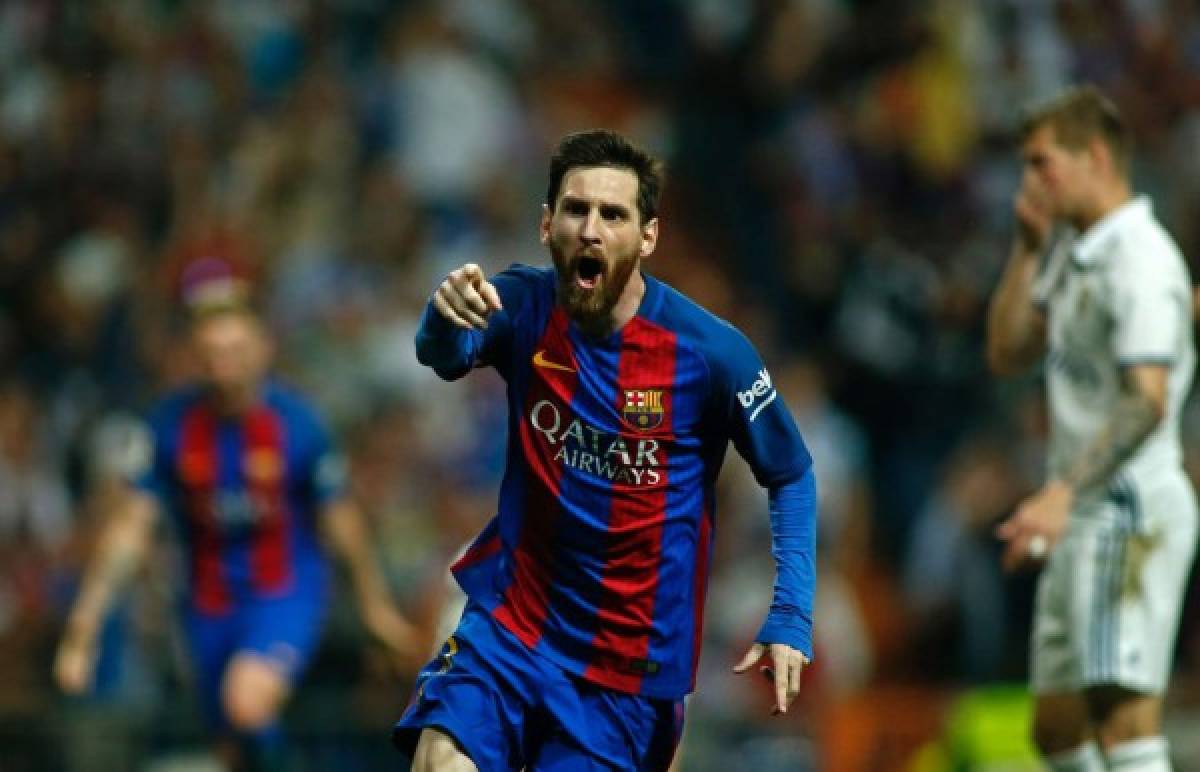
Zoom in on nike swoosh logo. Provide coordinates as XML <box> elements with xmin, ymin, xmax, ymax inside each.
<box><xmin>533</xmin><ymin>350</ymin><xmax>576</xmax><ymax>373</ymax></box>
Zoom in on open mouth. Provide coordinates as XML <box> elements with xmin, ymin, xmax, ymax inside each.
<box><xmin>575</xmin><ymin>255</ymin><xmax>605</xmax><ymax>290</ymax></box>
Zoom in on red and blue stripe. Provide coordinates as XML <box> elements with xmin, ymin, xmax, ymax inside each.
<box><xmin>178</xmin><ymin>401</ymin><xmax>231</xmax><ymax>614</ymax></box>
<box><xmin>582</xmin><ymin>316</ymin><xmax>676</xmax><ymax>693</ymax></box>
<box><xmin>242</xmin><ymin>404</ymin><xmax>293</xmax><ymax>595</ymax></box>
<box><xmin>494</xmin><ymin>308</ymin><xmax>579</xmax><ymax>647</ymax></box>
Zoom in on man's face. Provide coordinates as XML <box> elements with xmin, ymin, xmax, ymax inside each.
<box><xmin>541</xmin><ymin>166</ymin><xmax>657</xmax><ymax>325</ymax></box>
<box><xmin>191</xmin><ymin>311</ymin><xmax>271</xmax><ymax>401</ymax></box>
<box><xmin>1019</xmin><ymin>124</ymin><xmax>1094</xmax><ymax>221</ymax></box>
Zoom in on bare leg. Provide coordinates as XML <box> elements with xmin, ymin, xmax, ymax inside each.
<box><xmin>412</xmin><ymin>727</ymin><xmax>479</xmax><ymax>772</ymax></box>
<box><xmin>221</xmin><ymin>652</ymin><xmax>291</xmax><ymax>732</ymax></box>
<box><xmin>1033</xmin><ymin>692</ymin><xmax>1103</xmax><ymax>771</ymax></box>
<box><xmin>1086</xmin><ymin>686</ymin><xmax>1170</xmax><ymax>770</ymax></box>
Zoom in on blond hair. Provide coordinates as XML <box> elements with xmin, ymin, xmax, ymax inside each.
<box><xmin>1020</xmin><ymin>85</ymin><xmax>1131</xmax><ymax>174</ymax></box>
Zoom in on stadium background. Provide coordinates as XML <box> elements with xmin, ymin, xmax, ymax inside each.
<box><xmin>2</xmin><ymin>1</ymin><xmax>1200</xmax><ymax>769</ymax></box>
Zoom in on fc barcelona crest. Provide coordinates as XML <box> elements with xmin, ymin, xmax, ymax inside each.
<box><xmin>622</xmin><ymin>389</ymin><xmax>664</xmax><ymax>431</ymax></box>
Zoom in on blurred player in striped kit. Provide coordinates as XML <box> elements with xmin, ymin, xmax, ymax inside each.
<box><xmin>55</xmin><ymin>282</ymin><xmax>418</xmax><ymax>771</ymax></box>
<box><xmin>988</xmin><ymin>86</ymin><xmax>1197</xmax><ymax>771</ymax></box>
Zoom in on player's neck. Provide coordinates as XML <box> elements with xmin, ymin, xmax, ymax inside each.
<box><xmin>609</xmin><ymin>270</ymin><xmax>646</xmax><ymax>331</ymax></box>
<box><xmin>1075</xmin><ymin>182</ymin><xmax>1132</xmax><ymax>232</ymax></box>
<box><xmin>207</xmin><ymin>382</ymin><xmax>262</xmax><ymax>417</ymax></box>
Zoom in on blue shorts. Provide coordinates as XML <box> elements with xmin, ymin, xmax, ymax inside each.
<box><xmin>393</xmin><ymin>602</ymin><xmax>685</xmax><ymax>771</ymax></box>
<box><xmin>184</xmin><ymin>589</ymin><xmax>327</xmax><ymax>730</ymax></box>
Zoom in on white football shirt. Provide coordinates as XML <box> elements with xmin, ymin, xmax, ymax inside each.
<box><xmin>1042</xmin><ymin>196</ymin><xmax>1195</xmax><ymax>491</ymax></box>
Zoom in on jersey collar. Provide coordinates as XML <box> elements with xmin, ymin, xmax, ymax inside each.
<box><xmin>639</xmin><ymin>270</ymin><xmax>664</xmax><ymax>321</ymax></box>
<box><xmin>1072</xmin><ymin>195</ymin><xmax>1151</xmax><ymax>266</ymax></box>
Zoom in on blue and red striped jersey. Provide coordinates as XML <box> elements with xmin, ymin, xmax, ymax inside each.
<box><xmin>417</xmin><ymin>265</ymin><xmax>815</xmax><ymax>700</ymax></box>
<box><xmin>134</xmin><ymin>382</ymin><xmax>345</xmax><ymax>614</ymax></box>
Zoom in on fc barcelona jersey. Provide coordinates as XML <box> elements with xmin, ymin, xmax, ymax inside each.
<box><xmin>417</xmin><ymin>265</ymin><xmax>814</xmax><ymax>700</ymax></box>
<box><xmin>135</xmin><ymin>382</ymin><xmax>345</xmax><ymax>614</ymax></box>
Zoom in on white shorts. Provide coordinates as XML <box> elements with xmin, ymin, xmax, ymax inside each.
<box><xmin>1030</xmin><ymin>471</ymin><xmax>1198</xmax><ymax>695</ymax></box>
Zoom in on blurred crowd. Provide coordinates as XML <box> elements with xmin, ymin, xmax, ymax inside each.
<box><xmin>4</xmin><ymin>0</ymin><xmax>1200</xmax><ymax>769</ymax></box>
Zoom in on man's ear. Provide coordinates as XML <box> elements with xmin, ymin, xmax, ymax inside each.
<box><xmin>639</xmin><ymin>218</ymin><xmax>659</xmax><ymax>258</ymax></box>
<box><xmin>539</xmin><ymin>203</ymin><xmax>552</xmax><ymax>245</ymax></box>
<box><xmin>1086</xmin><ymin>136</ymin><xmax>1113</xmax><ymax>175</ymax></box>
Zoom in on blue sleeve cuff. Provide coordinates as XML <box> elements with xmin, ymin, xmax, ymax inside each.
<box><xmin>415</xmin><ymin>301</ymin><xmax>481</xmax><ymax>379</ymax></box>
<box><xmin>756</xmin><ymin>615</ymin><xmax>813</xmax><ymax>659</ymax></box>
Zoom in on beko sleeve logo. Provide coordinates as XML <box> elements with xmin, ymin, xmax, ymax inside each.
<box><xmin>736</xmin><ymin>368</ymin><xmax>777</xmax><ymax>422</ymax></box>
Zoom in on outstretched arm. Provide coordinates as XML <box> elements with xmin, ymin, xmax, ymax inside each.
<box><xmin>55</xmin><ymin>488</ymin><xmax>157</xmax><ymax>694</ymax></box>
<box><xmin>733</xmin><ymin>467</ymin><xmax>817</xmax><ymax>715</ymax></box>
<box><xmin>321</xmin><ymin>498</ymin><xmax>420</xmax><ymax>666</ymax></box>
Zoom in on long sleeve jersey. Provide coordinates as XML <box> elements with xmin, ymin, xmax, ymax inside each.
<box><xmin>417</xmin><ymin>265</ymin><xmax>817</xmax><ymax>699</ymax></box>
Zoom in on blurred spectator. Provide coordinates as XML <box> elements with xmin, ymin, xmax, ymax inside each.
<box><xmin>903</xmin><ymin>437</ymin><xmax>1031</xmax><ymax>683</ymax></box>
<box><xmin>0</xmin><ymin>380</ymin><xmax>73</xmax><ymax>768</ymax></box>
<box><xmin>0</xmin><ymin>380</ymin><xmax>71</xmax><ymax>693</ymax></box>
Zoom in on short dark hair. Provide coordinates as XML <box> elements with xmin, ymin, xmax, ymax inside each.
<box><xmin>546</xmin><ymin>129</ymin><xmax>665</xmax><ymax>224</ymax></box>
<box><xmin>1020</xmin><ymin>85</ymin><xmax>1131</xmax><ymax>173</ymax></box>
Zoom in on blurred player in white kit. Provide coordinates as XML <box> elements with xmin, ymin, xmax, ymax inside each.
<box><xmin>987</xmin><ymin>85</ymin><xmax>1197</xmax><ymax>771</ymax></box>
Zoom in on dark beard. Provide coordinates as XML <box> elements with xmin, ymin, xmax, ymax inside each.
<box><xmin>551</xmin><ymin>246</ymin><xmax>639</xmax><ymax>335</ymax></box>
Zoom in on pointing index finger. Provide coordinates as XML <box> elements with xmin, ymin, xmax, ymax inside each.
<box><xmin>772</xmin><ymin>645</ymin><xmax>789</xmax><ymax>714</ymax></box>
<box><xmin>460</xmin><ymin>263</ymin><xmax>483</xmax><ymax>283</ymax></box>
<box><xmin>788</xmin><ymin>652</ymin><xmax>803</xmax><ymax>697</ymax></box>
